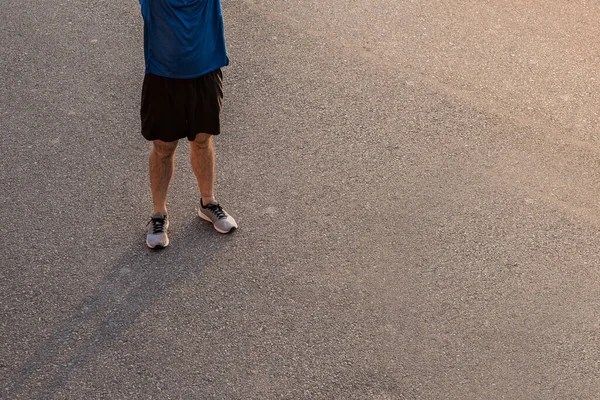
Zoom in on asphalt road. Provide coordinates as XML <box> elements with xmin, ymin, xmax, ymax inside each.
<box><xmin>2</xmin><ymin>1</ymin><xmax>599</xmax><ymax>399</ymax></box>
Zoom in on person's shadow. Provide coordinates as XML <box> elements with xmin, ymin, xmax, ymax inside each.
<box><xmin>3</xmin><ymin>218</ymin><xmax>234</xmax><ymax>399</ymax></box>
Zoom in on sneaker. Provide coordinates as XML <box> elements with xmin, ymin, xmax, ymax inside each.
<box><xmin>146</xmin><ymin>212</ymin><xmax>169</xmax><ymax>248</ymax></box>
<box><xmin>198</xmin><ymin>200</ymin><xmax>238</xmax><ymax>234</ymax></box>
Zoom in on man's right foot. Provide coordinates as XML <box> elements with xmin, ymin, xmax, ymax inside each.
<box><xmin>146</xmin><ymin>212</ymin><xmax>169</xmax><ymax>248</ymax></box>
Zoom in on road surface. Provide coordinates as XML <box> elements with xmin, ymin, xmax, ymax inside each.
<box><xmin>1</xmin><ymin>0</ymin><xmax>599</xmax><ymax>398</ymax></box>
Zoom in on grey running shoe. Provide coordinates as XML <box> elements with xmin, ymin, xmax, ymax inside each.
<box><xmin>146</xmin><ymin>212</ymin><xmax>169</xmax><ymax>248</ymax></box>
<box><xmin>198</xmin><ymin>200</ymin><xmax>238</xmax><ymax>233</ymax></box>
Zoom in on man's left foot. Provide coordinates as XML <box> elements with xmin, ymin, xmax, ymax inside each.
<box><xmin>146</xmin><ymin>212</ymin><xmax>169</xmax><ymax>248</ymax></box>
<box><xmin>198</xmin><ymin>200</ymin><xmax>238</xmax><ymax>234</ymax></box>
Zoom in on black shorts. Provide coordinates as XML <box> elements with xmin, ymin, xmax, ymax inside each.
<box><xmin>140</xmin><ymin>69</ymin><xmax>223</xmax><ymax>142</ymax></box>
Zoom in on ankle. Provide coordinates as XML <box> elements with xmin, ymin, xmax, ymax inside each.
<box><xmin>201</xmin><ymin>197</ymin><xmax>215</xmax><ymax>207</ymax></box>
<box><xmin>153</xmin><ymin>208</ymin><xmax>168</xmax><ymax>216</ymax></box>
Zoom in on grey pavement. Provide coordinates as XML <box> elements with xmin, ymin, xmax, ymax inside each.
<box><xmin>1</xmin><ymin>0</ymin><xmax>599</xmax><ymax>399</ymax></box>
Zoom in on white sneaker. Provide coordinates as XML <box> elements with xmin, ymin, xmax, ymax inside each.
<box><xmin>198</xmin><ymin>200</ymin><xmax>238</xmax><ymax>234</ymax></box>
<box><xmin>146</xmin><ymin>212</ymin><xmax>169</xmax><ymax>248</ymax></box>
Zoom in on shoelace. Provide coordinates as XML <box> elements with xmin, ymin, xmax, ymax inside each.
<box><xmin>206</xmin><ymin>203</ymin><xmax>226</xmax><ymax>219</ymax></box>
<box><xmin>150</xmin><ymin>217</ymin><xmax>165</xmax><ymax>233</ymax></box>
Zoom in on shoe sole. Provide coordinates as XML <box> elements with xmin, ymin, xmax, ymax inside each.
<box><xmin>198</xmin><ymin>210</ymin><xmax>237</xmax><ymax>234</ymax></box>
<box><xmin>146</xmin><ymin>237</ymin><xmax>169</xmax><ymax>249</ymax></box>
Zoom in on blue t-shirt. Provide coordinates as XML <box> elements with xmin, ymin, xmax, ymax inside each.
<box><xmin>139</xmin><ymin>0</ymin><xmax>229</xmax><ymax>79</ymax></box>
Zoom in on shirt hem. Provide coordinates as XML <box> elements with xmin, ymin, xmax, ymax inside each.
<box><xmin>145</xmin><ymin>62</ymin><xmax>229</xmax><ymax>80</ymax></box>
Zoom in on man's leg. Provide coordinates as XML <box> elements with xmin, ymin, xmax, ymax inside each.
<box><xmin>191</xmin><ymin>132</ymin><xmax>238</xmax><ymax>233</ymax></box>
<box><xmin>190</xmin><ymin>133</ymin><xmax>215</xmax><ymax>205</ymax></box>
<box><xmin>150</xmin><ymin>139</ymin><xmax>178</xmax><ymax>215</ymax></box>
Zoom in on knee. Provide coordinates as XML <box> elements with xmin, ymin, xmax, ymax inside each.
<box><xmin>152</xmin><ymin>140</ymin><xmax>178</xmax><ymax>158</ymax></box>
<box><xmin>190</xmin><ymin>133</ymin><xmax>213</xmax><ymax>150</ymax></box>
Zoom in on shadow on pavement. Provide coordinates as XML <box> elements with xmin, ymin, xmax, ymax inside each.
<box><xmin>4</xmin><ymin>219</ymin><xmax>233</xmax><ymax>399</ymax></box>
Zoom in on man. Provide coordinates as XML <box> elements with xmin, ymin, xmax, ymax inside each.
<box><xmin>139</xmin><ymin>0</ymin><xmax>238</xmax><ymax>249</ymax></box>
